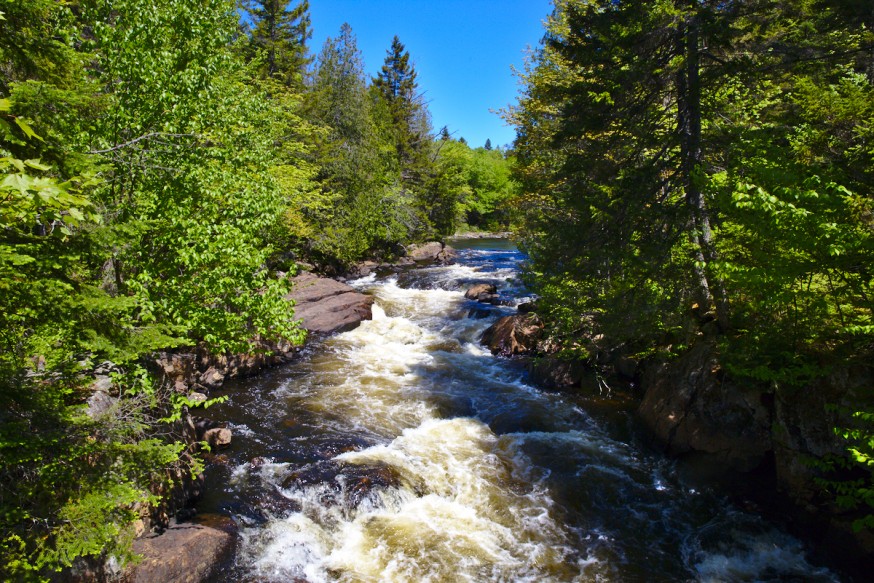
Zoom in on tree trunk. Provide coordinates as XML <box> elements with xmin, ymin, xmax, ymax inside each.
<box><xmin>678</xmin><ymin>9</ymin><xmax>730</xmax><ymax>330</ymax></box>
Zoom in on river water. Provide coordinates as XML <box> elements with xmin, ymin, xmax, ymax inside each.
<box><xmin>200</xmin><ymin>238</ymin><xmax>840</xmax><ymax>582</ymax></box>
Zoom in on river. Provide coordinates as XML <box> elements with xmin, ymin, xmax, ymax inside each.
<box><xmin>199</xmin><ymin>237</ymin><xmax>840</xmax><ymax>582</ymax></box>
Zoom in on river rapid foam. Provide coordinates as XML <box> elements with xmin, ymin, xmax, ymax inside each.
<box><xmin>200</xmin><ymin>238</ymin><xmax>840</xmax><ymax>582</ymax></box>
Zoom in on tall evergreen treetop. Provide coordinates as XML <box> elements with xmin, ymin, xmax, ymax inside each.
<box><xmin>245</xmin><ymin>0</ymin><xmax>312</xmax><ymax>87</ymax></box>
<box><xmin>372</xmin><ymin>35</ymin><xmax>432</xmax><ymax>186</ymax></box>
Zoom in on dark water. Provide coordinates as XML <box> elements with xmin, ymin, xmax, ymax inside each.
<box><xmin>199</xmin><ymin>237</ymin><xmax>839</xmax><ymax>582</ymax></box>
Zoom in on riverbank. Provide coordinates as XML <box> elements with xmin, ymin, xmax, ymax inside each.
<box><xmin>479</xmin><ymin>307</ymin><xmax>874</xmax><ymax>576</ymax></box>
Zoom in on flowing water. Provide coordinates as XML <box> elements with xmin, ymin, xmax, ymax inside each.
<box><xmin>199</xmin><ymin>238</ymin><xmax>840</xmax><ymax>582</ymax></box>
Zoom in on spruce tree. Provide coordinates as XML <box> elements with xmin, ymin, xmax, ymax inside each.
<box><xmin>245</xmin><ymin>0</ymin><xmax>312</xmax><ymax>88</ymax></box>
<box><xmin>372</xmin><ymin>36</ymin><xmax>432</xmax><ymax>189</ymax></box>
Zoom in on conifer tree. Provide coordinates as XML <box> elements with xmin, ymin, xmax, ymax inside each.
<box><xmin>245</xmin><ymin>0</ymin><xmax>312</xmax><ymax>88</ymax></box>
<box><xmin>372</xmin><ymin>36</ymin><xmax>432</xmax><ymax>189</ymax></box>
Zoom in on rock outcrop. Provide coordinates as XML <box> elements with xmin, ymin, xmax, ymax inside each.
<box><xmin>407</xmin><ymin>241</ymin><xmax>457</xmax><ymax>264</ymax></box>
<box><xmin>128</xmin><ymin>514</ymin><xmax>236</xmax><ymax>583</ymax></box>
<box><xmin>286</xmin><ymin>272</ymin><xmax>374</xmax><ymax>335</ymax></box>
<box><xmin>480</xmin><ymin>314</ymin><xmax>543</xmax><ymax>357</ymax></box>
<box><xmin>637</xmin><ymin>339</ymin><xmax>772</xmax><ymax>472</ymax></box>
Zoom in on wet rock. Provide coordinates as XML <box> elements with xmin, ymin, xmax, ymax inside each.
<box><xmin>480</xmin><ymin>314</ymin><xmax>544</xmax><ymax>357</ymax></box>
<box><xmin>282</xmin><ymin>461</ymin><xmax>403</xmax><ymax>511</ymax></box>
<box><xmin>129</xmin><ymin>515</ymin><xmax>236</xmax><ymax>583</ymax></box>
<box><xmin>464</xmin><ymin>283</ymin><xmax>497</xmax><ymax>300</ymax></box>
<box><xmin>517</xmin><ymin>301</ymin><xmax>537</xmax><ymax>314</ymax></box>
<box><xmin>407</xmin><ymin>241</ymin><xmax>457</xmax><ymax>264</ymax></box>
<box><xmin>203</xmin><ymin>427</ymin><xmax>232</xmax><ymax>449</ymax></box>
<box><xmin>638</xmin><ymin>339</ymin><xmax>771</xmax><ymax>472</ymax></box>
<box><xmin>198</xmin><ymin>366</ymin><xmax>224</xmax><ymax>389</ymax></box>
<box><xmin>528</xmin><ymin>358</ymin><xmax>589</xmax><ymax>388</ymax></box>
<box><xmin>286</xmin><ymin>272</ymin><xmax>374</xmax><ymax>335</ymax></box>
<box><xmin>467</xmin><ymin>307</ymin><xmax>493</xmax><ymax>320</ymax></box>
<box><xmin>347</xmin><ymin>260</ymin><xmax>379</xmax><ymax>279</ymax></box>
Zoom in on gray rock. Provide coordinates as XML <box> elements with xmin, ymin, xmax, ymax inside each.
<box><xmin>86</xmin><ymin>390</ymin><xmax>118</xmax><ymax>419</ymax></box>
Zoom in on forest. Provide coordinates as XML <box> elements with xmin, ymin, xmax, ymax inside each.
<box><xmin>507</xmin><ymin>0</ymin><xmax>874</xmax><ymax>541</ymax></box>
<box><xmin>1</xmin><ymin>0</ymin><xmax>872</xmax><ymax>579</ymax></box>
<box><xmin>0</xmin><ymin>0</ymin><xmax>516</xmax><ymax>578</ymax></box>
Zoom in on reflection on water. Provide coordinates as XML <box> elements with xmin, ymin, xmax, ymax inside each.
<box><xmin>200</xmin><ymin>238</ymin><xmax>839</xmax><ymax>582</ymax></box>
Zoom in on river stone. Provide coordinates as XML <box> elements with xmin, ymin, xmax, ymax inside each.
<box><xmin>480</xmin><ymin>314</ymin><xmax>543</xmax><ymax>357</ymax></box>
<box><xmin>464</xmin><ymin>283</ymin><xmax>497</xmax><ymax>299</ymax></box>
<box><xmin>198</xmin><ymin>366</ymin><xmax>224</xmax><ymax>389</ymax></box>
<box><xmin>203</xmin><ymin>427</ymin><xmax>232</xmax><ymax>449</ymax></box>
<box><xmin>286</xmin><ymin>272</ymin><xmax>374</xmax><ymax>335</ymax></box>
<box><xmin>129</xmin><ymin>515</ymin><xmax>236</xmax><ymax>583</ymax></box>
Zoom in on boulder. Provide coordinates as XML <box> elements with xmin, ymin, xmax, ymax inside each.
<box><xmin>198</xmin><ymin>366</ymin><xmax>224</xmax><ymax>390</ymax></box>
<box><xmin>286</xmin><ymin>272</ymin><xmax>374</xmax><ymax>335</ymax></box>
<box><xmin>407</xmin><ymin>241</ymin><xmax>457</xmax><ymax>264</ymax></box>
<box><xmin>638</xmin><ymin>339</ymin><xmax>771</xmax><ymax>472</ymax></box>
<box><xmin>407</xmin><ymin>241</ymin><xmax>444</xmax><ymax>262</ymax></box>
<box><xmin>129</xmin><ymin>515</ymin><xmax>236</xmax><ymax>583</ymax></box>
<box><xmin>480</xmin><ymin>314</ymin><xmax>543</xmax><ymax>357</ymax></box>
<box><xmin>203</xmin><ymin>427</ymin><xmax>232</xmax><ymax>449</ymax></box>
<box><xmin>464</xmin><ymin>283</ymin><xmax>497</xmax><ymax>300</ymax></box>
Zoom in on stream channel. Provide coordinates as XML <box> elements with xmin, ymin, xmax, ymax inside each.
<box><xmin>199</xmin><ymin>237</ymin><xmax>840</xmax><ymax>582</ymax></box>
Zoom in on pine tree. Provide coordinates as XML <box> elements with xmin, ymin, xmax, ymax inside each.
<box><xmin>372</xmin><ymin>36</ymin><xmax>432</xmax><ymax>188</ymax></box>
<box><xmin>484</xmin><ymin>138</ymin><xmax>492</xmax><ymax>151</ymax></box>
<box><xmin>245</xmin><ymin>0</ymin><xmax>312</xmax><ymax>88</ymax></box>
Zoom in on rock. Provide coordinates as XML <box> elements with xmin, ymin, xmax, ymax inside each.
<box><xmin>198</xmin><ymin>366</ymin><xmax>224</xmax><ymax>390</ymax></box>
<box><xmin>86</xmin><ymin>390</ymin><xmax>118</xmax><ymax>419</ymax></box>
<box><xmin>407</xmin><ymin>241</ymin><xmax>456</xmax><ymax>264</ymax></box>
<box><xmin>407</xmin><ymin>241</ymin><xmax>445</xmax><ymax>262</ymax></box>
<box><xmin>517</xmin><ymin>302</ymin><xmax>537</xmax><ymax>314</ymax></box>
<box><xmin>129</xmin><ymin>515</ymin><xmax>236</xmax><ymax>583</ymax></box>
<box><xmin>637</xmin><ymin>339</ymin><xmax>771</xmax><ymax>472</ymax></box>
<box><xmin>347</xmin><ymin>260</ymin><xmax>379</xmax><ymax>279</ymax></box>
<box><xmin>286</xmin><ymin>272</ymin><xmax>374</xmax><ymax>335</ymax></box>
<box><xmin>203</xmin><ymin>427</ymin><xmax>232</xmax><ymax>449</ymax></box>
<box><xmin>187</xmin><ymin>392</ymin><xmax>208</xmax><ymax>405</ymax></box>
<box><xmin>464</xmin><ymin>283</ymin><xmax>497</xmax><ymax>299</ymax></box>
<box><xmin>480</xmin><ymin>314</ymin><xmax>543</xmax><ymax>357</ymax></box>
<box><xmin>90</xmin><ymin>374</ymin><xmax>114</xmax><ymax>392</ymax></box>
<box><xmin>528</xmin><ymin>358</ymin><xmax>589</xmax><ymax>388</ymax></box>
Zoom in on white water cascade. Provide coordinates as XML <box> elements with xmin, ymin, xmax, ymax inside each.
<box><xmin>200</xmin><ymin>239</ymin><xmax>840</xmax><ymax>582</ymax></box>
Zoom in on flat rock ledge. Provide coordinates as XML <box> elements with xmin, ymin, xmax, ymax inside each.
<box><xmin>128</xmin><ymin>514</ymin><xmax>236</xmax><ymax>583</ymax></box>
<box><xmin>286</xmin><ymin>272</ymin><xmax>374</xmax><ymax>335</ymax></box>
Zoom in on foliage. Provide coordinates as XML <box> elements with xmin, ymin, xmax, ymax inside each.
<box><xmin>509</xmin><ymin>0</ymin><xmax>874</xmax><ymax>527</ymax></box>
<box><xmin>1</xmin><ymin>0</ymin><xmax>309</xmax><ymax>577</ymax></box>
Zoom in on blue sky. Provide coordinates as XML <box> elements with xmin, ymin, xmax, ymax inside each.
<box><xmin>308</xmin><ymin>0</ymin><xmax>553</xmax><ymax>149</ymax></box>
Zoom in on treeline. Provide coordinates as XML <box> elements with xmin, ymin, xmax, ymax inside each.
<box><xmin>0</xmin><ymin>0</ymin><xmax>514</xmax><ymax>578</ymax></box>
<box><xmin>509</xmin><ymin>0</ymin><xmax>872</xmax><ymax>523</ymax></box>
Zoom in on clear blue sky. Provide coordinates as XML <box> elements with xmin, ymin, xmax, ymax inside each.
<box><xmin>308</xmin><ymin>0</ymin><xmax>553</xmax><ymax>150</ymax></box>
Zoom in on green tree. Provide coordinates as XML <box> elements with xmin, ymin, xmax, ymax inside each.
<box><xmin>244</xmin><ymin>0</ymin><xmax>312</xmax><ymax>89</ymax></box>
<box><xmin>372</xmin><ymin>36</ymin><xmax>433</xmax><ymax>194</ymax></box>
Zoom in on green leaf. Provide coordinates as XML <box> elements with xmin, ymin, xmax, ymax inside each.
<box><xmin>13</xmin><ymin>117</ymin><xmax>43</xmax><ymax>142</ymax></box>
